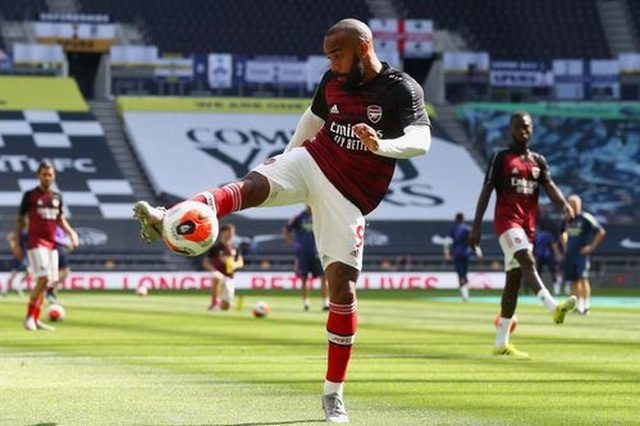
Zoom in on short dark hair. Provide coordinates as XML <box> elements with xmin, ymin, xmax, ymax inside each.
<box><xmin>220</xmin><ymin>223</ymin><xmax>235</xmax><ymax>233</ymax></box>
<box><xmin>37</xmin><ymin>159</ymin><xmax>54</xmax><ymax>172</ymax></box>
<box><xmin>510</xmin><ymin>111</ymin><xmax>531</xmax><ymax>124</ymax></box>
<box><xmin>455</xmin><ymin>212</ymin><xmax>464</xmax><ymax>222</ymax></box>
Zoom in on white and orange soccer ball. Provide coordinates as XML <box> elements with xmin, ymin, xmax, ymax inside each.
<box><xmin>162</xmin><ymin>200</ymin><xmax>218</xmax><ymax>256</ymax></box>
<box><xmin>136</xmin><ymin>286</ymin><xmax>148</xmax><ymax>297</ymax></box>
<box><xmin>253</xmin><ymin>301</ymin><xmax>271</xmax><ymax>318</ymax></box>
<box><xmin>48</xmin><ymin>304</ymin><xmax>66</xmax><ymax>322</ymax></box>
<box><xmin>494</xmin><ymin>314</ymin><xmax>518</xmax><ymax>333</ymax></box>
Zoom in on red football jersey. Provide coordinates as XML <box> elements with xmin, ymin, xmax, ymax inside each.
<box><xmin>19</xmin><ymin>187</ymin><xmax>63</xmax><ymax>250</ymax></box>
<box><xmin>484</xmin><ymin>147</ymin><xmax>551</xmax><ymax>241</ymax></box>
<box><xmin>304</xmin><ymin>63</ymin><xmax>431</xmax><ymax>215</ymax></box>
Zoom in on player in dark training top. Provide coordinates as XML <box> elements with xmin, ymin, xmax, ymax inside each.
<box><xmin>469</xmin><ymin>111</ymin><xmax>577</xmax><ymax>358</ymax></box>
<box><xmin>560</xmin><ymin>194</ymin><xmax>606</xmax><ymax>315</ymax></box>
<box><xmin>134</xmin><ymin>18</ymin><xmax>431</xmax><ymax>423</ymax></box>
<box><xmin>283</xmin><ymin>206</ymin><xmax>329</xmax><ymax>311</ymax></box>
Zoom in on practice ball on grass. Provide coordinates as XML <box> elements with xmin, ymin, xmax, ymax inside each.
<box><xmin>494</xmin><ymin>314</ymin><xmax>518</xmax><ymax>333</ymax></box>
<box><xmin>136</xmin><ymin>286</ymin><xmax>148</xmax><ymax>297</ymax></box>
<box><xmin>253</xmin><ymin>301</ymin><xmax>270</xmax><ymax>318</ymax></box>
<box><xmin>48</xmin><ymin>304</ymin><xmax>66</xmax><ymax>322</ymax></box>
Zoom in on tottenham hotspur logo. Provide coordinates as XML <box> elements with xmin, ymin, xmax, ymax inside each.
<box><xmin>367</xmin><ymin>105</ymin><xmax>382</xmax><ymax>124</ymax></box>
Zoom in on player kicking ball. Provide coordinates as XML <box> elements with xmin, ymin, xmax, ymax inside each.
<box><xmin>469</xmin><ymin>111</ymin><xmax>577</xmax><ymax>358</ymax></box>
<box><xmin>134</xmin><ymin>18</ymin><xmax>432</xmax><ymax>423</ymax></box>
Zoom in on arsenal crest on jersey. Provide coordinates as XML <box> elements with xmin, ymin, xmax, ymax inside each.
<box><xmin>367</xmin><ymin>105</ymin><xmax>382</xmax><ymax>124</ymax></box>
<box><xmin>531</xmin><ymin>167</ymin><xmax>540</xmax><ymax>179</ymax></box>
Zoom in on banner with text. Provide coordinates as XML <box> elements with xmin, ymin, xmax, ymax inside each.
<box><xmin>34</xmin><ymin>22</ymin><xmax>115</xmax><ymax>52</ymax></box>
<box><xmin>123</xmin><ymin>110</ymin><xmax>489</xmax><ymax>220</ymax></box>
<box><xmin>0</xmin><ymin>271</ymin><xmax>507</xmax><ymax>291</ymax></box>
<box><xmin>490</xmin><ymin>60</ymin><xmax>553</xmax><ymax>87</ymax></box>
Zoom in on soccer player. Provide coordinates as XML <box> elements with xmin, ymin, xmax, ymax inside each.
<box><xmin>469</xmin><ymin>111</ymin><xmax>577</xmax><ymax>358</ymax></box>
<box><xmin>283</xmin><ymin>206</ymin><xmax>329</xmax><ymax>311</ymax></box>
<box><xmin>533</xmin><ymin>226</ymin><xmax>563</xmax><ymax>296</ymax></box>
<box><xmin>46</xmin><ymin>225</ymin><xmax>73</xmax><ymax>304</ymax></box>
<box><xmin>203</xmin><ymin>223</ymin><xmax>243</xmax><ymax>311</ymax></box>
<box><xmin>16</xmin><ymin>160</ymin><xmax>79</xmax><ymax>331</ymax></box>
<box><xmin>4</xmin><ymin>230</ymin><xmax>29</xmax><ymax>297</ymax></box>
<box><xmin>133</xmin><ymin>18</ymin><xmax>431</xmax><ymax>423</ymax></box>
<box><xmin>443</xmin><ymin>212</ymin><xmax>473</xmax><ymax>301</ymax></box>
<box><xmin>560</xmin><ymin>195</ymin><xmax>606</xmax><ymax>315</ymax></box>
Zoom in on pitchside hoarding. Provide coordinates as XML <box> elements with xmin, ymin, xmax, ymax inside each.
<box><xmin>0</xmin><ymin>271</ymin><xmax>507</xmax><ymax>291</ymax></box>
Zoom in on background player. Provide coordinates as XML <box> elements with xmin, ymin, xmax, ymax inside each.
<box><xmin>469</xmin><ymin>111</ymin><xmax>576</xmax><ymax>358</ymax></box>
<box><xmin>283</xmin><ymin>206</ymin><xmax>329</xmax><ymax>311</ymax></box>
<box><xmin>443</xmin><ymin>212</ymin><xmax>474</xmax><ymax>302</ymax></box>
<box><xmin>560</xmin><ymin>194</ymin><xmax>606</xmax><ymax>315</ymax></box>
<box><xmin>203</xmin><ymin>223</ymin><xmax>243</xmax><ymax>311</ymax></box>
<box><xmin>16</xmin><ymin>160</ymin><xmax>79</xmax><ymax>331</ymax></box>
<box><xmin>533</xmin><ymin>225</ymin><xmax>563</xmax><ymax>296</ymax></box>
<box><xmin>133</xmin><ymin>18</ymin><xmax>431</xmax><ymax>423</ymax></box>
<box><xmin>4</xmin><ymin>230</ymin><xmax>29</xmax><ymax>297</ymax></box>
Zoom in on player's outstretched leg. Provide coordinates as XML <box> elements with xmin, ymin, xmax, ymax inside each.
<box><xmin>553</xmin><ymin>295</ymin><xmax>577</xmax><ymax>324</ymax></box>
<box><xmin>134</xmin><ymin>182</ymin><xmax>244</xmax><ymax>245</ymax></box>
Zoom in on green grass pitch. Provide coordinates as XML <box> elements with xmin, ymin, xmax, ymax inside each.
<box><xmin>1</xmin><ymin>290</ymin><xmax>639</xmax><ymax>425</ymax></box>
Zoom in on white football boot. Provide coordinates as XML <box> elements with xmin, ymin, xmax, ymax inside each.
<box><xmin>133</xmin><ymin>201</ymin><xmax>166</xmax><ymax>244</ymax></box>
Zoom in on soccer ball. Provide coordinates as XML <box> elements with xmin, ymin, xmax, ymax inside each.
<box><xmin>136</xmin><ymin>286</ymin><xmax>148</xmax><ymax>297</ymax></box>
<box><xmin>253</xmin><ymin>301</ymin><xmax>271</xmax><ymax>318</ymax></box>
<box><xmin>162</xmin><ymin>200</ymin><xmax>218</xmax><ymax>256</ymax></box>
<box><xmin>494</xmin><ymin>314</ymin><xmax>518</xmax><ymax>333</ymax></box>
<box><xmin>48</xmin><ymin>304</ymin><xmax>66</xmax><ymax>322</ymax></box>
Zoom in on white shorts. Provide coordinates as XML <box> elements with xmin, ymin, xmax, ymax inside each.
<box><xmin>212</xmin><ymin>271</ymin><xmax>235</xmax><ymax>303</ymax></box>
<box><xmin>27</xmin><ymin>247</ymin><xmax>59</xmax><ymax>281</ymax></box>
<box><xmin>253</xmin><ymin>148</ymin><xmax>365</xmax><ymax>271</ymax></box>
<box><xmin>498</xmin><ymin>228</ymin><xmax>532</xmax><ymax>272</ymax></box>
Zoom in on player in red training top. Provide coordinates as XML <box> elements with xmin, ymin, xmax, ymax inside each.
<box><xmin>16</xmin><ymin>160</ymin><xmax>79</xmax><ymax>331</ymax></box>
<box><xmin>469</xmin><ymin>111</ymin><xmax>576</xmax><ymax>358</ymax></box>
<box><xmin>203</xmin><ymin>223</ymin><xmax>243</xmax><ymax>311</ymax></box>
<box><xmin>133</xmin><ymin>18</ymin><xmax>431</xmax><ymax>423</ymax></box>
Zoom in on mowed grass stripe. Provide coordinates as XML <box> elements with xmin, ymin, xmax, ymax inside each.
<box><xmin>1</xmin><ymin>292</ymin><xmax>639</xmax><ymax>425</ymax></box>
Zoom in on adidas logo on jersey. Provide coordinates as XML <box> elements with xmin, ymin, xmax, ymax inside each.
<box><xmin>329</xmin><ymin>104</ymin><xmax>340</xmax><ymax>114</ymax></box>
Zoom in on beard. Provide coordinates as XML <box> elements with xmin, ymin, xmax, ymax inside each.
<box><xmin>340</xmin><ymin>55</ymin><xmax>365</xmax><ymax>91</ymax></box>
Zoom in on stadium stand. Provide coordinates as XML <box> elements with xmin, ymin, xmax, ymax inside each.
<box><xmin>401</xmin><ymin>0</ymin><xmax>609</xmax><ymax>59</ymax></box>
<box><xmin>1</xmin><ymin>2</ymin><xmax>638</xmax><ymax>276</ymax></box>
<box><xmin>629</xmin><ymin>0</ymin><xmax>640</xmax><ymax>44</ymax></box>
<box><xmin>78</xmin><ymin>0</ymin><xmax>372</xmax><ymax>55</ymax></box>
<box><xmin>0</xmin><ymin>0</ymin><xmax>46</xmax><ymax>21</ymax></box>
<box><xmin>0</xmin><ymin>77</ymin><xmax>166</xmax><ymax>270</ymax></box>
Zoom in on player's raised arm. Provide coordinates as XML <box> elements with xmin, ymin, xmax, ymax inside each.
<box><xmin>355</xmin><ymin>123</ymin><xmax>431</xmax><ymax>158</ymax></box>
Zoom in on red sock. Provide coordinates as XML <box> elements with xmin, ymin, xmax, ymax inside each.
<box><xmin>191</xmin><ymin>183</ymin><xmax>243</xmax><ymax>219</ymax></box>
<box><xmin>33</xmin><ymin>300</ymin><xmax>43</xmax><ymax>321</ymax></box>
<box><xmin>26</xmin><ymin>297</ymin><xmax>38</xmax><ymax>318</ymax></box>
<box><xmin>326</xmin><ymin>301</ymin><xmax>358</xmax><ymax>383</ymax></box>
